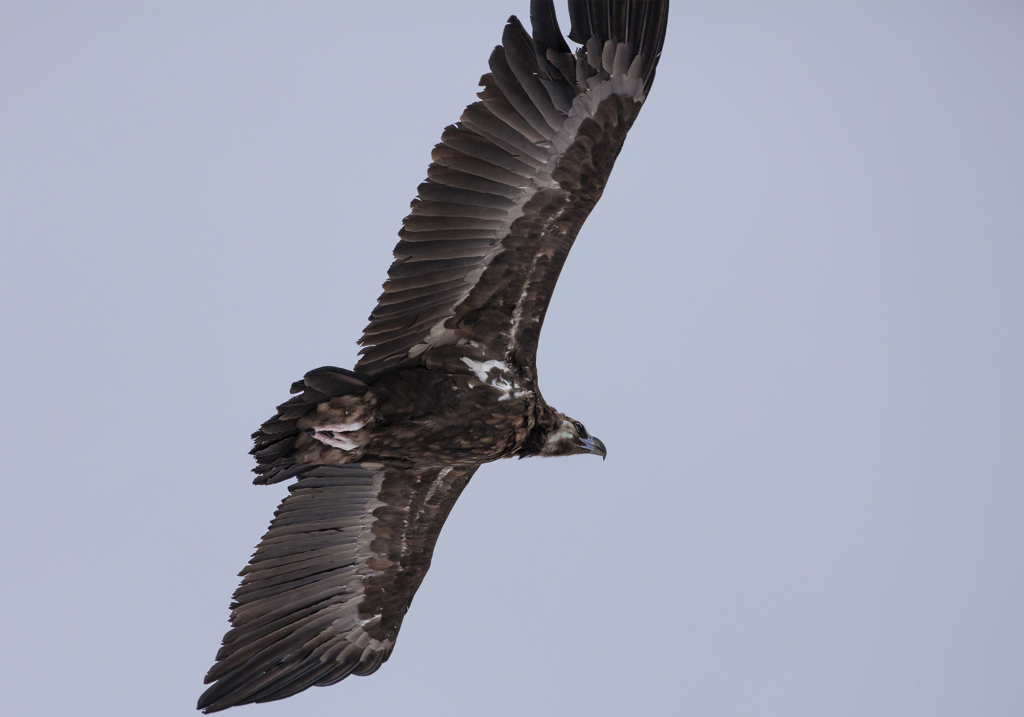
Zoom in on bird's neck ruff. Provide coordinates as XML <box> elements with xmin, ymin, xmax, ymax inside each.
<box><xmin>517</xmin><ymin>404</ymin><xmax>564</xmax><ymax>458</ymax></box>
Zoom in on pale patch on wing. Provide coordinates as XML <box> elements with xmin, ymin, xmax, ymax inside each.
<box><xmin>462</xmin><ymin>357</ymin><xmax>511</xmax><ymax>382</ymax></box>
<box><xmin>422</xmin><ymin>467</ymin><xmax>453</xmax><ymax>506</ymax></box>
<box><xmin>461</xmin><ymin>357</ymin><xmax>528</xmax><ymax>401</ymax></box>
<box><xmin>504</xmin><ymin>77</ymin><xmax>648</xmax><ymax>357</ymax></box>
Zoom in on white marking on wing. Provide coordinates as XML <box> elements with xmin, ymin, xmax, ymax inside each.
<box><xmin>461</xmin><ymin>357</ymin><xmax>528</xmax><ymax>401</ymax></box>
<box><xmin>422</xmin><ymin>466</ymin><xmax>452</xmax><ymax>507</ymax></box>
<box><xmin>461</xmin><ymin>357</ymin><xmax>510</xmax><ymax>382</ymax></box>
<box><xmin>507</xmin><ymin>250</ymin><xmax>542</xmax><ymax>357</ymax></box>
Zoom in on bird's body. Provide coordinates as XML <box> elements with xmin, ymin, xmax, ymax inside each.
<box><xmin>277</xmin><ymin>361</ymin><xmax>534</xmax><ymax>472</ymax></box>
<box><xmin>200</xmin><ymin>1</ymin><xmax>668</xmax><ymax>711</ymax></box>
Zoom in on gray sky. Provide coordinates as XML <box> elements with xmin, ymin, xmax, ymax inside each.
<box><xmin>1</xmin><ymin>2</ymin><xmax>1022</xmax><ymax>715</ymax></box>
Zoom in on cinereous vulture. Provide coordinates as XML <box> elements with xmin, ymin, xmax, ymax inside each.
<box><xmin>199</xmin><ymin>1</ymin><xmax>669</xmax><ymax>710</ymax></box>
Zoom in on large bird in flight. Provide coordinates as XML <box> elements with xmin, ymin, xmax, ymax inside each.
<box><xmin>199</xmin><ymin>1</ymin><xmax>669</xmax><ymax>711</ymax></box>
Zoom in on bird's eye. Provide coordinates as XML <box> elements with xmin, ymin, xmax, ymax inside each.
<box><xmin>573</xmin><ymin>422</ymin><xmax>588</xmax><ymax>438</ymax></box>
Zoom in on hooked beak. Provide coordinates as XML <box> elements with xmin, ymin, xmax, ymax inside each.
<box><xmin>580</xmin><ymin>435</ymin><xmax>607</xmax><ymax>460</ymax></box>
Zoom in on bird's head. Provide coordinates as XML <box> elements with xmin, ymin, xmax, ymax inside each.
<box><xmin>536</xmin><ymin>416</ymin><xmax>607</xmax><ymax>459</ymax></box>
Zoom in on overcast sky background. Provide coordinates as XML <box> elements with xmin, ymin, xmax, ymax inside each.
<box><xmin>2</xmin><ymin>2</ymin><xmax>1022</xmax><ymax>715</ymax></box>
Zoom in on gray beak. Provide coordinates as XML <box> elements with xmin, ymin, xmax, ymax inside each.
<box><xmin>581</xmin><ymin>435</ymin><xmax>607</xmax><ymax>460</ymax></box>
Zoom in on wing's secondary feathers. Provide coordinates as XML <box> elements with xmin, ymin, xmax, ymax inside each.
<box><xmin>198</xmin><ymin>463</ymin><xmax>478</xmax><ymax>712</ymax></box>
<box><xmin>355</xmin><ymin>0</ymin><xmax>669</xmax><ymax>376</ymax></box>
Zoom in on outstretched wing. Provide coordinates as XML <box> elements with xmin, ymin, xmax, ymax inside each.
<box><xmin>355</xmin><ymin>0</ymin><xmax>669</xmax><ymax>376</ymax></box>
<box><xmin>198</xmin><ymin>463</ymin><xmax>478</xmax><ymax>713</ymax></box>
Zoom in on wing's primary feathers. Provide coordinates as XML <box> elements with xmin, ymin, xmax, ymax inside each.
<box><xmin>356</xmin><ymin>0</ymin><xmax>669</xmax><ymax>376</ymax></box>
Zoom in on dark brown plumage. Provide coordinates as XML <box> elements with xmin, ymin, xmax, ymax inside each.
<box><xmin>199</xmin><ymin>1</ymin><xmax>669</xmax><ymax>711</ymax></box>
